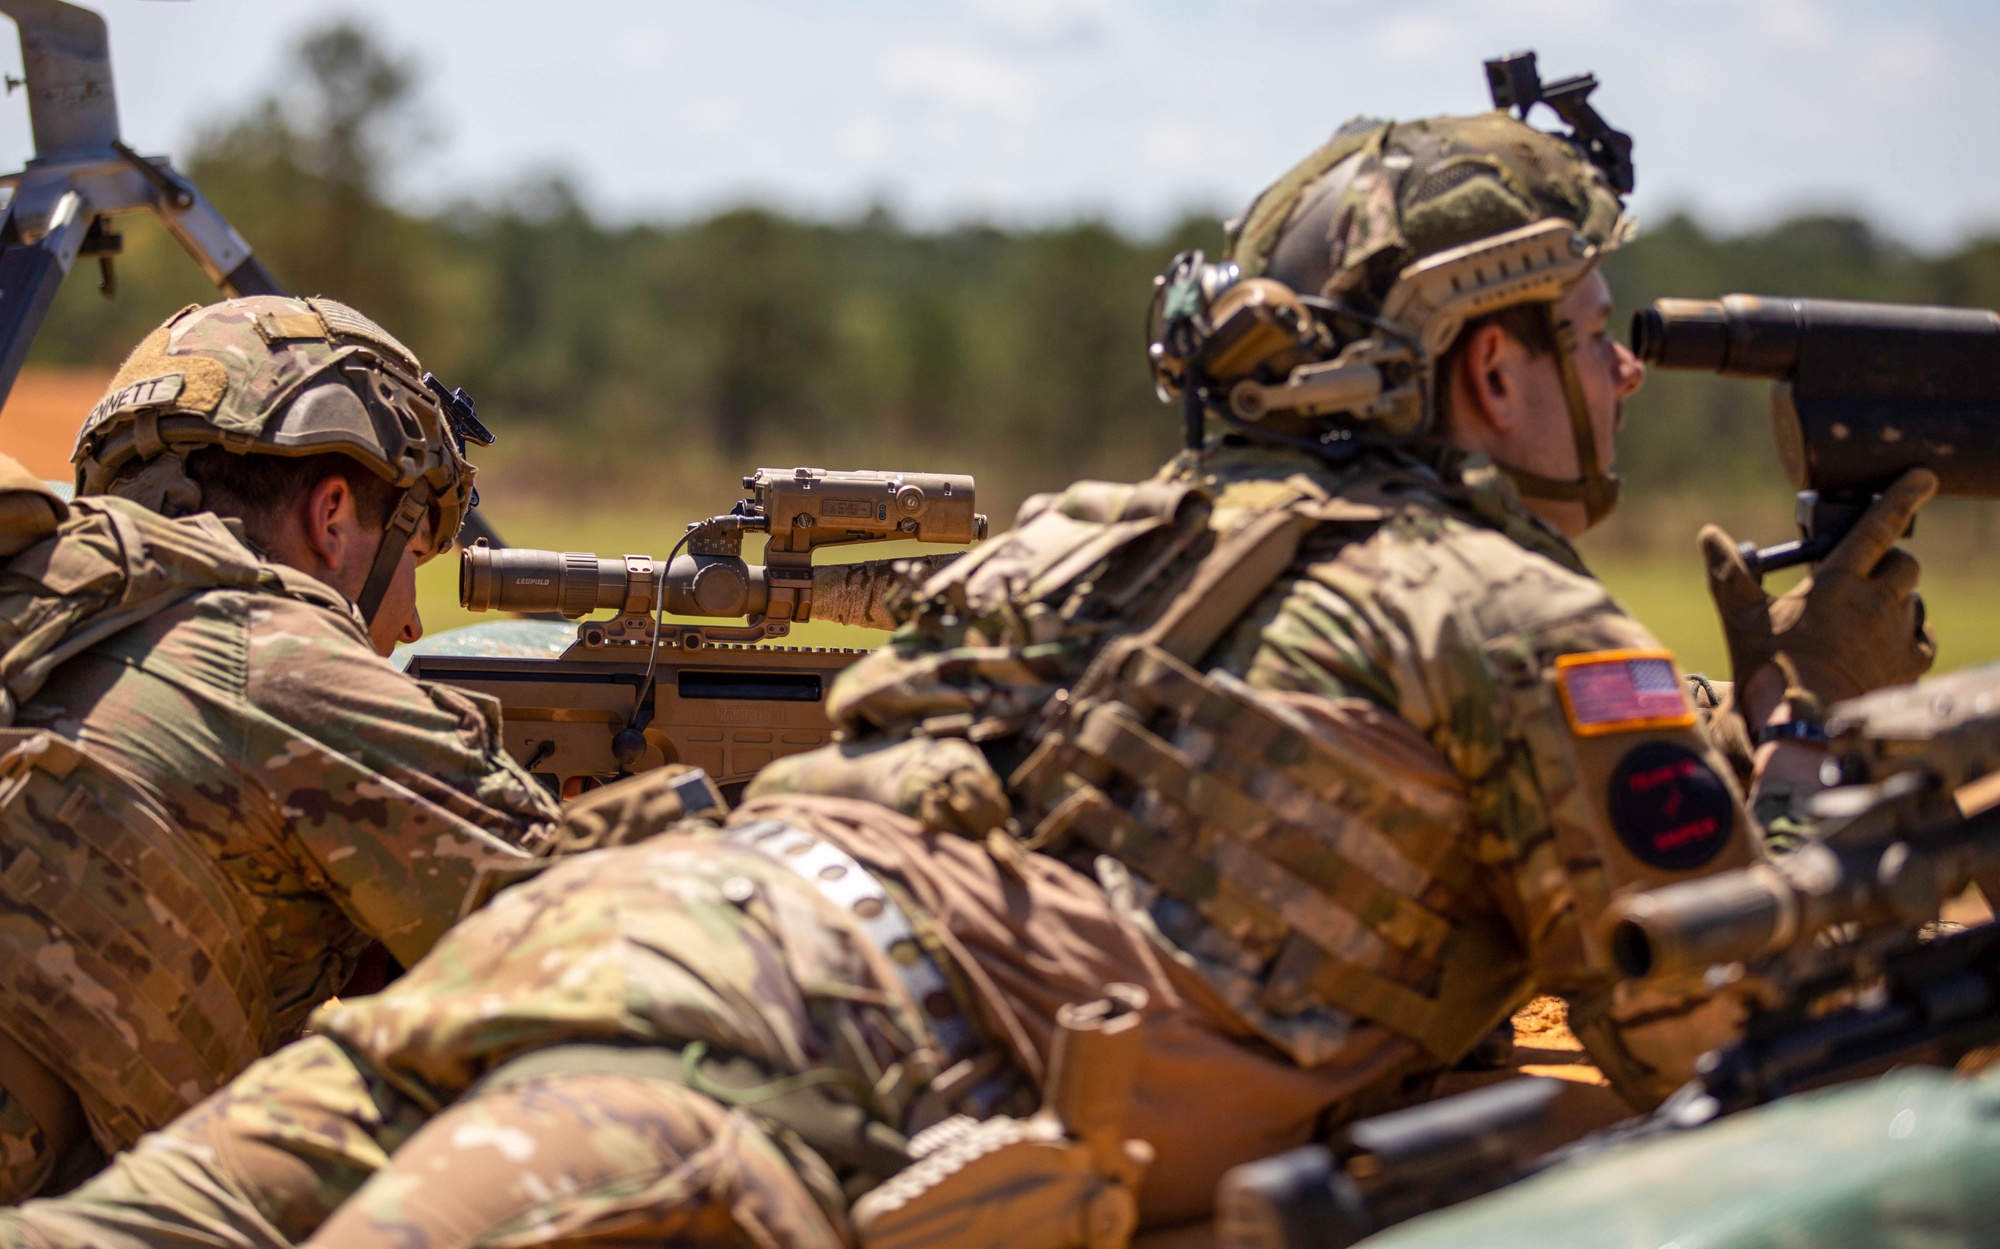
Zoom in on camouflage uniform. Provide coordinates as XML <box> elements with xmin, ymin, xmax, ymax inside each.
<box><xmin>0</xmin><ymin>297</ymin><xmax>560</xmax><ymax>1203</ymax></box>
<box><xmin>0</xmin><ymin>113</ymin><xmax>1827</xmax><ymax>1247</ymax></box>
<box><xmin>0</xmin><ymin>456</ymin><xmax>1766</xmax><ymax>1249</ymax></box>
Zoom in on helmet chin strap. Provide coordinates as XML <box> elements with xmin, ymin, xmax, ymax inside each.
<box><xmin>1492</xmin><ymin>302</ymin><xmax>1620</xmax><ymax>527</ymax></box>
<box><xmin>354</xmin><ymin>480</ymin><xmax>433</xmax><ymax>627</ymax></box>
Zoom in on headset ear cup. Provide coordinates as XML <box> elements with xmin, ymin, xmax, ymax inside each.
<box><xmin>1192</xmin><ymin>280</ymin><xmax>1328</xmax><ymax>385</ymax></box>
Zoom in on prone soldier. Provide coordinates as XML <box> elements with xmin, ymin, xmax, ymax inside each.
<box><xmin>0</xmin><ymin>296</ymin><xmax>559</xmax><ymax>1202</ymax></box>
<box><xmin>0</xmin><ymin>62</ymin><xmax>1939</xmax><ymax>1247</ymax></box>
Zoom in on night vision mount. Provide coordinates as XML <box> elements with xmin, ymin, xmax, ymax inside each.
<box><xmin>1484</xmin><ymin>49</ymin><xmax>1635</xmax><ymax>195</ymax></box>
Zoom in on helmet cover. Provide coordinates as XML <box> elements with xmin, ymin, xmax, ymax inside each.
<box><xmin>73</xmin><ymin>295</ymin><xmax>475</xmax><ymax>561</ymax></box>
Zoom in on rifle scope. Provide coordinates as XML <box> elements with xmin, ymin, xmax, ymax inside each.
<box><xmin>460</xmin><ymin>544</ymin><xmax>955</xmax><ymax>631</ymax></box>
<box><xmin>1607</xmin><ymin>862</ymin><xmax>1805</xmax><ymax>981</ymax></box>
<box><xmin>1632</xmin><ymin>295</ymin><xmax>2000</xmax><ymax>497</ymax></box>
<box><xmin>1610</xmin><ymin>792</ymin><xmax>2000</xmax><ymax>982</ymax></box>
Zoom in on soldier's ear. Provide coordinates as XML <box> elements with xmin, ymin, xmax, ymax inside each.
<box><xmin>299</xmin><ymin>472</ymin><xmax>362</xmax><ymax>573</ymax></box>
<box><xmin>1454</xmin><ymin>320</ymin><xmax>1524</xmax><ymax>436</ymax></box>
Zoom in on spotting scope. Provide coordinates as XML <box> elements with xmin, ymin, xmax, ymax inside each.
<box><xmin>1633</xmin><ymin>295</ymin><xmax>2000</xmax><ymax>576</ymax></box>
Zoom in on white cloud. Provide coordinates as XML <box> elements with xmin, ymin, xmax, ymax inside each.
<box><xmin>0</xmin><ymin>0</ymin><xmax>1986</xmax><ymax>246</ymax></box>
<box><xmin>879</xmin><ymin>41</ymin><xmax>1040</xmax><ymax>119</ymax></box>
<box><xmin>966</xmin><ymin>0</ymin><xmax>1130</xmax><ymax>48</ymax></box>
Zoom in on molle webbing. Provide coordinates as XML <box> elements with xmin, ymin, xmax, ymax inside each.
<box><xmin>0</xmin><ymin>732</ymin><xmax>273</xmax><ymax>1150</ymax></box>
<box><xmin>1019</xmin><ymin>645</ymin><xmax>1473</xmax><ymax>1059</ymax></box>
<box><xmin>1010</xmin><ymin>491</ymin><xmax>1486</xmax><ymax>1063</ymax></box>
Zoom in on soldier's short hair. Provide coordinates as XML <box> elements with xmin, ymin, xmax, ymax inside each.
<box><xmin>181</xmin><ymin>446</ymin><xmax>400</xmax><ymax>544</ymax></box>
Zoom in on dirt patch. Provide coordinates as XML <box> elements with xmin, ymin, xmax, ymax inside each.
<box><xmin>0</xmin><ymin>368</ymin><xmax>114</xmax><ymax>479</ymax></box>
<box><xmin>1511</xmin><ymin>994</ymin><xmax>1582</xmax><ymax>1050</ymax></box>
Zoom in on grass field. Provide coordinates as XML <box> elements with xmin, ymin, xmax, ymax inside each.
<box><xmin>1593</xmin><ymin>557</ymin><xmax>2000</xmax><ymax>680</ymax></box>
<box><xmin>421</xmin><ymin>501</ymin><xmax>2000</xmax><ymax>682</ymax></box>
<box><xmin>7</xmin><ymin>368</ymin><xmax>1985</xmax><ymax>680</ymax></box>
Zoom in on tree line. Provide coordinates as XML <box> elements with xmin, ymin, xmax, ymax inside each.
<box><xmin>26</xmin><ymin>22</ymin><xmax>2000</xmax><ymax>535</ymax></box>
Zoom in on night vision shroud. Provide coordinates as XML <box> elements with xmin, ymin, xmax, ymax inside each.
<box><xmin>1633</xmin><ymin>295</ymin><xmax>2000</xmax><ymax>576</ymax></box>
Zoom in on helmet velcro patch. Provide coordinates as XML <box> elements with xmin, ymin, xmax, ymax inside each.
<box><xmin>101</xmin><ymin>325</ymin><xmax>228</xmax><ymax>415</ymax></box>
<box><xmin>1400</xmin><ymin>155</ymin><xmax>1539</xmax><ymax>259</ymax></box>
<box><xmin>251</xmin><ymin>310</ymin><xmax>327</xmax><ymax>344</ymax></box>
<box><xmin>307</xmin><ymin>296</ymin><xmax>420</xmax><ymax>373</ymax></box>
<box><xmin>73</xmin><ymin>326</ymin><xmax>230</xmax><ymax>457</ymax></box>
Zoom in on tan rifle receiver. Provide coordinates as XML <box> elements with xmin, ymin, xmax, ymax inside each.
<box><xmin>412</xmin><ymin>467</ymin><xmax>983</xmax><ymax>800</ymax></box>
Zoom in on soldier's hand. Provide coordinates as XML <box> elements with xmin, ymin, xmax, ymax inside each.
<box><xmin>1698</xmin><ymin>468</ymin><xmax>1938</xmax><ymax>707</ymax></box>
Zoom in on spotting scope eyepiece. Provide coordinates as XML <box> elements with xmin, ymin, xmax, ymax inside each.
<box><xmin>1631</xmin><ymin>295</ymin><xmax>2000</xmax><ymax>385</ymax></box>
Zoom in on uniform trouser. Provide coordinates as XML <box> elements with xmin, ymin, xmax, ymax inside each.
<box><xmin>0</xmin><ymin>1035</ymin><xmax>843</xmax><ymax>1249</ymax></box>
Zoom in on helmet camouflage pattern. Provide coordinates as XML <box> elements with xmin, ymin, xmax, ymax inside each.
<box><xmin>72</xmin><ymin>295</ymin><xmax>478</xmax><ymax>564</ymax></box>
<box><xmin>1230</xmin><ymin>110</ymin><xmax>1630</xmax><ymax>313</ymax></box>
<box><xmin>1142</xmin><ymin>103</ymin><xmax>1635</xmax><ymax>525</ymax></box>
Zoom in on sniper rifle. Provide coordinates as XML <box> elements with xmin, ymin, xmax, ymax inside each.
<box><xmin>406</xmin><ymin>466</ymin><xmax>985</xmax><ymax>800</ymax></box>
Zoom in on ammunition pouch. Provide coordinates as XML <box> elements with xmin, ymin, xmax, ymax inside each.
<box><xmin>1012</xmin><ymin>645</ymin><xmax>1500</xmax><ymax>1066</ymax></box>
<box><xmin>854</xmin><ymin>1113</ymin><xmax>1143</xmax><ymax>1249</ymax></box>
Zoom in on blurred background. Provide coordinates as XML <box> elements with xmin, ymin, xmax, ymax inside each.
<box><xmin>2</xmin><ymin>0</ymin><xmax>1997</xmax><ymax>673</ymax></box>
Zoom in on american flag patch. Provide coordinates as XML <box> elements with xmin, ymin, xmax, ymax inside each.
<box><xmin>1554</xmin><ymin>649</ymin><xmax>1695</xmax><ymax>736</ymax></box>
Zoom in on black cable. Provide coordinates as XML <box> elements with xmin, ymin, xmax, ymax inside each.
<box><xmin>630</xmin><ymin>523</ymin><xmax>702</xmax><ymax>731</ymax></box>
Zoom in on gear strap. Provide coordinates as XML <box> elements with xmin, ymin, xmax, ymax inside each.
<box><xmin>1493</xmin><ymin>304</ymin><xmax>1620</xmax><ymax>526</ymax></box>
<box><xmin>467</xmin><ymin>1039</ymin><xmax>913</xmax><ymax>1180</ymax></box>
<box><xmin>354</xmin><ymin>479</ymin><xmax>433</xmax><ymax>626</ymax></box>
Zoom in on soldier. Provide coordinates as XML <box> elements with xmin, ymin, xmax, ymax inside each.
<box><xmin>0</xmin><ymin>296</ymin><xmax>560</xmax><ymax>1204</ymax></box>
<box><xmin>0</xmin><ymin>96</ymin><xmax>1936</xmax><ymax>1246</ymax></box>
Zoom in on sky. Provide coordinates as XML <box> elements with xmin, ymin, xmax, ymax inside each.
<box><xmin>0</xmin><ymin>0</ymin><xmax>1994</xmax><ymax>245</ymax></box>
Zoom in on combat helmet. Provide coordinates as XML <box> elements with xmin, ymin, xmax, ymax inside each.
<box><xmin>1147</xmin><ymin>51</ymin><xmax>1635</xmax><ymax>524</ymax></box>
<box><xmin>72</xmin><ymin>295</ymin><xmax>492</xmax><ymax>621</ymax></box>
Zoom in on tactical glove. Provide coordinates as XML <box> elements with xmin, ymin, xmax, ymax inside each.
<box><xmin>1698</xmin><ymin>468</ymin><xmax>1937</xmax><ymax>708</ymax></box>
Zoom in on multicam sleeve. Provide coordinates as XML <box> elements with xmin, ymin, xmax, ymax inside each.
<box><xmin>242</xmin><ymin>598</ymin><xmax>560</xmax><ymax>965</ymax></box>
<box><xmin>1233</xmin><ymin>521</ymin><xmax>1762</xmax><ymax>1105</ymax></box>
